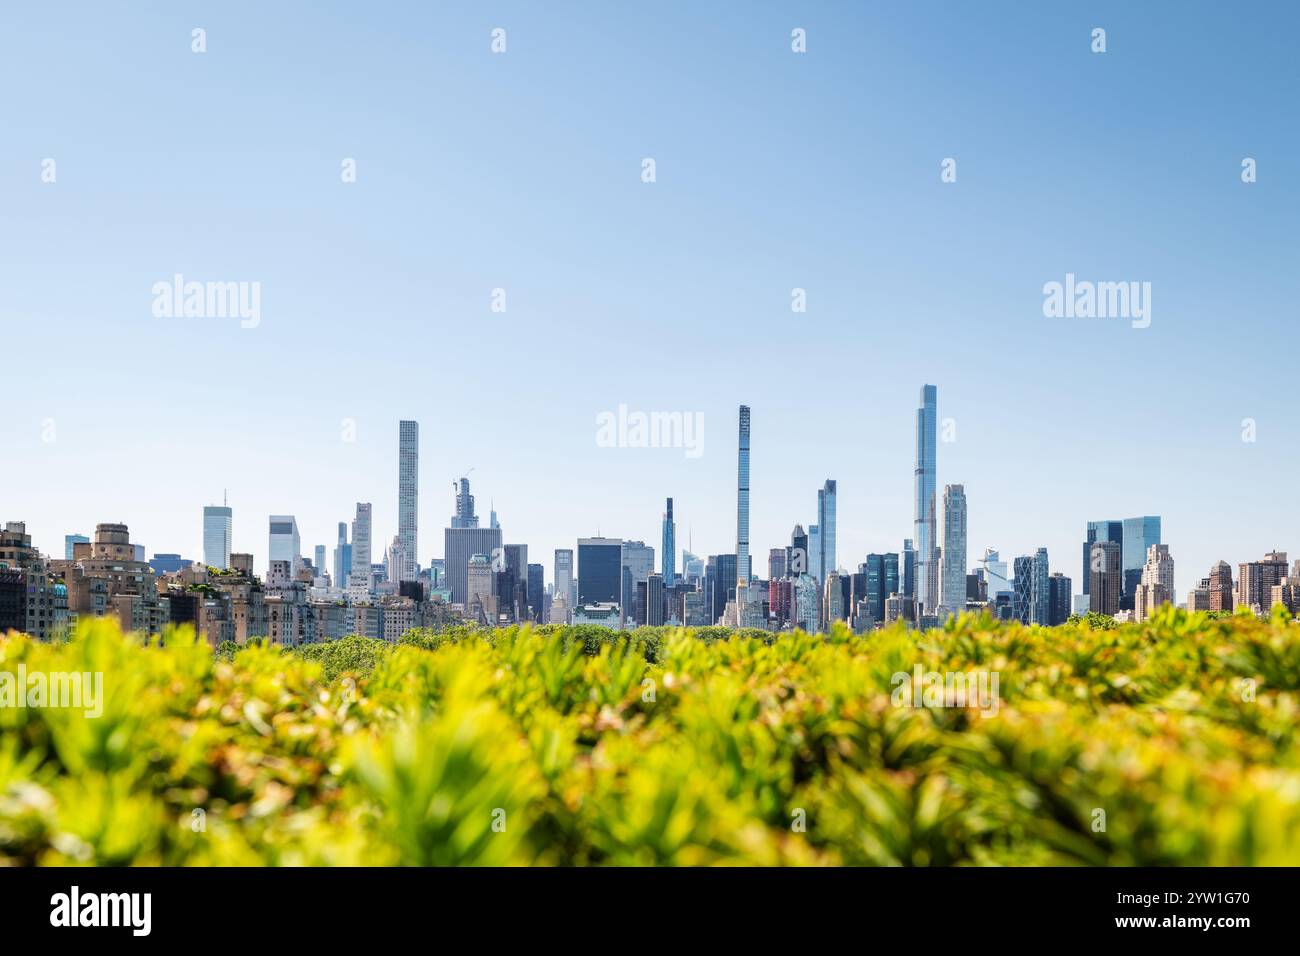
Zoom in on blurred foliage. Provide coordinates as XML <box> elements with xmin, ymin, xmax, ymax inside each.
<box><xmin>1</xmin><ymin>607</ymin><xmax>1298</xmax><ymax>866</ymax></box>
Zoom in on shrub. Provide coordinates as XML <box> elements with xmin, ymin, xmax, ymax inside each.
<box><xmin>0</xmin><ymin>611</ymin><xmax>1297</xmax><ymax>865</ymax></box>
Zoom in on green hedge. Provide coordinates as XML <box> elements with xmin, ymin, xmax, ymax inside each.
<box><xmin>1</xmin><ymin>607</ymin><xmax>1297</xmax><ymax>865</ymax></box>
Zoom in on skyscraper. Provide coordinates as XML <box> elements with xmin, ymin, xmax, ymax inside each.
<box><xmin>451</xmin><ymin>477</ymin><xmax>477</xmax><ymax>528</ymax></box>
<box><xmin>817</xmin><ymin>480</ymin><xmax>837</xmax><ymax>582</ymax></box>
<box><xmin>981</xmin><ymin>549</ymin><xmax>1011</xmax><ymax>598</ymax></box>
<box><xmin>661</xmin><ymin>498</ymin><xmax>676</xmax><ymax>587</ymax></box>
<box><xmin>386</xmin><ymin>536</ymin><xmax>407</xmax><ymax>585</ymax></box>
<box><xmin>681</xmin><ymin>549</ymin><xmax>704</xmax><ymax>585</ymax></box>
<box><xmin>350</xmin><ymin>503</ymin><xmax>373</xmax><ymax>587</ymax></box>
<box><xmin>1208</xmin><ymin>560</ymin><xmax>1234</xmax><ymax>611</ymax></box>
<box><xmin>736</xmin><ymin>405</ymin><xmax>751</xmax><ymax>587</ymax></box>
<box><xmin>822</xmin><ymin>571</ymin><xmax>844</xmax><ymax>627</ymax></box>
<box><xmin>268</xmin><ymin>516</ymin><xmax>300</xmax><ymax>576</ymax></box>
<box><xmin>913</xmin><ymin>385</ymin><xmax>938</xmax><ymax>615</ymax></box>
<box><xmin>808</xmin><ymin>525</ymin><xmax>821</xmax><ymax>582</ymax></box>
<box><xmin>1031</xmin><ymin>547</ymin><xmax>1050</xmax><ymax>626</ymax></box>
<box><xmin>863</xmin><ymin>554</ymin><xmax>887</xmax><ymax>624</ymax></box>
<box><xmin>466</xmin><ymin>553</ymin><xmax>495</xmax><ymax>622</ymax></box>
<box><xmin>313</xmin><ymin>545</ymin><xmax>326</xmax><ymax>580</ymax></box>
<box><xmin>706</xmin><ymin>553</ymin><xmax>738</xmax><ymax>624</ymax></box>
<box><xmin>883</xmin><ymin>553</ymin><xmax>900</xmax><ymax>606</ymax></box>
<box><xmin>1089</xmin><ymin>540</ymin><xmax>1122</xmax><ymax>616</ymax></box>
<box><xmin>397</xmin><ymin>420</ymin><xmax>418</xmax><ymax>580</ymax></box>
<box><xmin>645</xmin><ymin>573</ymin><xmax>665</xmax><ymax>626</ymax></box>
<box><xmin>64</xmin><ymin>533</ymin><xmax>89</xmax><ymax>561</ymax></box>
<box><xmin>790</xmin><ymin>525</ymin><xmax>809</xmax><ymax>576</ymax></box>
<box><xmin>793</xmin><ymin>573</ymin><xmax>818</xmax><ymax>633</ymax></box>
<box><xmin>1082</xmin><ymin>520</ymin><xmax>1123</xmax><ymax>596</ymax></box>
<box><xmin>902</xmin><ymin>538</ymin><xmax>916</xmax><ymax>600</ymax></box>
<box><xmin>333</xmin><ymin>522</ymin><xmax>351</xmax><ymax>589</ymax></box>
<box><xmin>501</xmin><ymin>544</ymin><xmax>529</xmax><ymax>622</ymax></box>
<box><xmin>443</xmin><ymin>476</ymin><xmax>499</xmax><ymax>606</ymax></box>
<box><xmin>621</xmin><ymin>540</ymin><xmax>655</xmax><ymax>623</ymax></box>
<box><xmin>527</xmin><ymin>563</ymin><xmax>544</xmax><ymax>622</ymax></box>
<box><xmin>554</xmin><ymin>548</ymin><xmax>575</xmax><ymax>615</ymax></box>
<box><xmin>1048</xmin><ymin>572</ymin><xmax>1072</xmax><ymax>625</ymax></box>
<box><xmin>445</xmin><ymin>525</ymin><xmax>502</xmax><ymax>607</ymax></box>
<box><xmin>203</xmin><ymin>504</ymin><xmax>232</xmax><ymax>570</ymax></box>
<box><xmin>939</xmin><ymin>483</ymin><xmax>967</xmax><ymax>618</ymax></box>
<box><xmin>1237</xmin><ymin>551</ymin><xmax>1288</xmax><ymax>614</ymax></box>
<box><xmin>1013</xmin><ymin>555</ymin><xmax>1032</xmax><ymax>624</ymax></box>
<box><xmin>768</xmin><ymin>547</ymin><xmax>787</xmax><ymax>582</ymax></box>
<box><xmin>578</xmin><ymin>537</ymin><xmax>623</xmax><ymax>607</ymax></box>
<box><xmin>1134</xmin><ymin>543</ymin><xmax>1175</xmax><ymax>621</ymax></box>
<box><xmin>1121</xmin><ymin>516</ymin><xmax>1161</xmax><ymax>609</ymax></box>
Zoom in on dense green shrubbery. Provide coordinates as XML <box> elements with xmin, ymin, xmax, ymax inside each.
<box><xmin>1</xmin><ymin>608</ymin><xmax>1298</xmax><ymax>865</ymax></box>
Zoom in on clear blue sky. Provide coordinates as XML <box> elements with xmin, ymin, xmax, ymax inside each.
<box><xmin>3</xmin><ymin>1</ymin><xmax>1297</xmax><ymax>599</ymax></box>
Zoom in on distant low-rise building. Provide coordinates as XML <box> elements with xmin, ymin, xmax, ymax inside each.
<box><xmin>1</xmin><ymin>522</ymin><xmax>70</xmax><ymax>639</ymax></box>
<box><xmin>573</xmin><ymin>602</ymin><xmax>622</xmax><ymax>627</ymax></box>
<box><xmin>53</xmin><ymin>523</ymin><xmax>167</xmax><ymax>635</ymax></box>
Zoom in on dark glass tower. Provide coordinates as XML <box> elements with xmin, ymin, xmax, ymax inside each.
<box><xmin>577</xmin><ymin>537</ymin><xmax>622</xmax><ymax>607</ymax></box>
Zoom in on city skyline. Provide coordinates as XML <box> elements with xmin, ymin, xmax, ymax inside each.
<box><xmin>15</xmin><ymin>390</ymin><xmax>1300</xmax><ymax>606</ymax></box>
<box><xmin>11</xmin><ymin>389</ymin><xmax>1298</xmax><ymax>612</ymax></box>
<box><xmin>5</xmin><ymin>4</ymin><xmax>1298</xmax><ymax>602</ymax></box>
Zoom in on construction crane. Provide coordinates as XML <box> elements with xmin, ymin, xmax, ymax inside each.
<box><xmin>452</xmin><ymin>467</ymin><xmax>475</xmax><ymax>493</ymax></box>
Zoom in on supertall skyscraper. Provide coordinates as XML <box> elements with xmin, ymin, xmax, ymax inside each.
<box><xmin>817</xmin><ymin>480</ymin><xmax>837</xmax><ymax>581</ymax></box>
<box><xmin>451</xmin><ymin>477</ymin><xmax>478</xmax><ymax>528</ymax></box>
<box><xmin>203</xmin><ymin>502</ymin><xmax>232</xmax><ymax>570</ymax></box>
<box><xmin>661</xmin><ymin>497</ymin><xmax>676</xmax><ymax>587</ymax></box>
<box><xmin>397</xmin><ymin>420</ymin><xmax>418</xmax><ymax>580</ymax></box>
<box><xmin>939</xmin><ymin>483</ymin><xmax>967</xmax><ymax>618</ymax></box>
<box><xmin>736</xmin><ymin>405</ymin><xmax>751</xmax><ymax>587</ymax></box>
<box><xmin>913</xmin><ymin>385</ymin><xmax>938</xmax><ymax>615</ymax></box>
